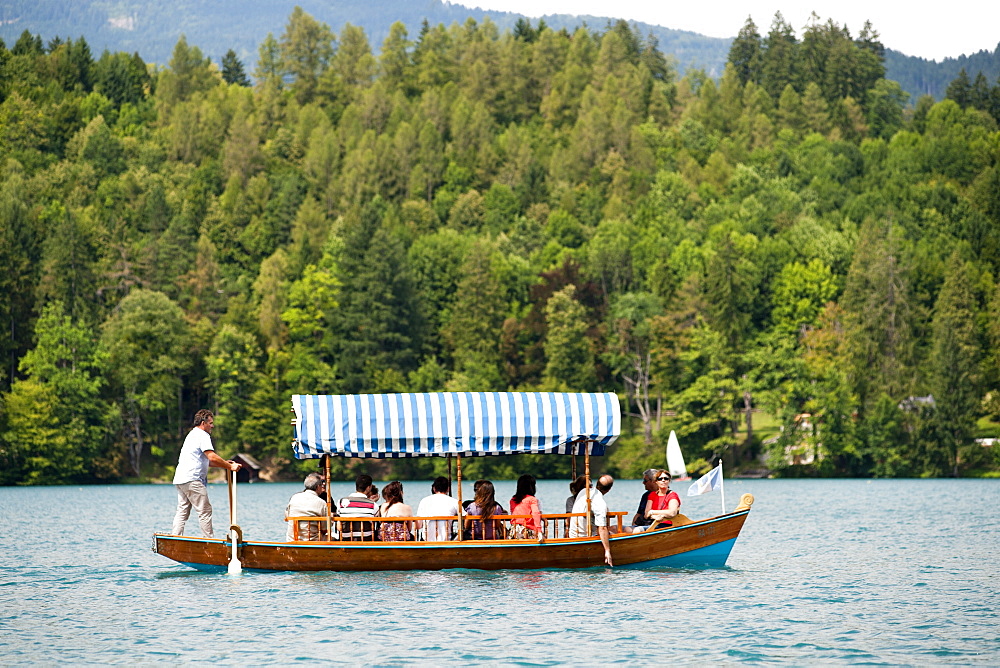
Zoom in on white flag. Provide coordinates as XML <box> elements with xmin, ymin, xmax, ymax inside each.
<box><xmin>687</xmin><ymin>464</ymin><xmax>723</xmax><ymax>496</ymax></box>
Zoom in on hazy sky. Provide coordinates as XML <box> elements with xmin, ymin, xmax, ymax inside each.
<box><xmin>453</xmin><ymin>1</ymin><xmax>999</xmax><ymax>62</ymax></box>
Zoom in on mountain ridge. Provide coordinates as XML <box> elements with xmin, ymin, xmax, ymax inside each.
<box><xmin>0</xmin><ymin>0</ymin><xmax>996</xmax><ymax>100</ymax></box>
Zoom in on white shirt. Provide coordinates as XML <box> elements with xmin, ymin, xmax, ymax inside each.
<box><xmin>416</xmin><ymin>493</ymin><xmax>460</xmax><ymax>541</ymax></box>
<box><xmin>569</xmin><ymin>487</ymin><xmax>608</xmax><ymax>538</ymax></box>
<box><xmin>285</xmin><ymin>489</ymin><xmax>328</xmax><ymax>540</ymax></box>
<box><xmin>172</xmin><ymin>427</ymin><xmax>214</xmax><ymax>485</ymax></box>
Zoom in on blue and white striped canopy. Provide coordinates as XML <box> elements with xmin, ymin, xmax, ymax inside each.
<box><xmin>292</xmin><ymin>392</ymin><xmax>621</xmax><ymax>459</ymax></box>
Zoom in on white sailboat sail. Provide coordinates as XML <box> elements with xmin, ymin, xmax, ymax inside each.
<box><xmin>665</xmin><ymin>430</ymin><xmax>688</xmax><ymax>479</ymax></box>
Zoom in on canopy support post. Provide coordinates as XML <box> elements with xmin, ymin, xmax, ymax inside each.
<box><xmin>324</xmin><ymin>454</ymin><xmax>332</xmax><ymax>540</ymax></box>
<box><xmin>447</xmin><ymin>454</ymin><xmax>452</xmax><ymax>493</ymax></box>
<box><xmin>456</xmin><ymin>453</ymin><xmax>463</xmax><ymax>542</ymax></box>
<box><xmin>585</xmin><ymin>445</ymin><xmax>592</xmax><ymax>537</ymax></box>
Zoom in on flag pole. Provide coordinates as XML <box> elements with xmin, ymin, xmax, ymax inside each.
<box><xmin>719</xmin><ymin>459</ymin><xmax>726</xmax><ymax>514</ymax></box>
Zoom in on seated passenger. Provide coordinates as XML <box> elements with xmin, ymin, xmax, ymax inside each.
<box><xmin>285</xmin><ymin>472</ymin><xmax>329</xmax><ymax>541</ymax></box>
<box><xmin>416</xmin><ymin>476</ymin><xmax>459</xmax><ymax>541</ymax></box>
<box><xmin>569</xmin><ymin>475</ymin><xmax>615</xmax><ymax>538</ymax></box>
<box><xmin>464</xmin><ymin>480</ymin><xmax>506</xmax><ymax>540</ymax></box>
<box><xmin>379</xmin><ymin>480</ymin><xmax>414</xmax><ymax>541</ymax></box>
<box><xmin>643</xmin><ymin>470</ymin><xmax>680</xmax><ymax>528</ymax></box>
<box><xmin>337</xmin><ymin>474</ymin><xmax>380</xmax><ymax>540</ymax></box>
<box><xmin>461</xmin><ymin>479</ymin><xmax>485</xmax><ymax>512</ymax></box>
<box><xmin>509</xmin><ymin>474</ymin><xmax>544</xmax><ymax>543</ymax></box>
<box><xmin>570</xmin><ymin>475</ymin><xmax>615</xmax><ymax>566</ymax></box>
<box><xmin>566</xmin><ymin>475</ymin><xmax>586</xmax><ymax>513</ymax></box>
<box><xmin>367</xmin><ymin>485</ymin><xmax>379</xmax><ymax>502</ymax></box>
<box><xmin>628</xmin><ymin>468</ymin><xmax>659</xmax><ymax>533</ymax></box>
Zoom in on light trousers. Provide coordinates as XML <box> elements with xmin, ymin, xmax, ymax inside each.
<box><xmin>172</xmin><ymin>480</ymin><xmax>214</xmax><ymax>538</ymax></box>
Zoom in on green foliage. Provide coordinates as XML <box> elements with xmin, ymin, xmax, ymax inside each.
<box><xmin>280</xmin><ymin>7</ymin><xmax>335</xmax><ymax>104</ymax></box>
<box><xmin>1</xmin><ymin>301</ymin><xmax>112</xmax><ymax>483</ymax></box>
<box><xmin>100</xmin><ymin>289</ymin><xmax>190</xmax><ymax>475</ymax></box>
<box><xmin>543</xmin><ymin>285</ymin><xmax>595</xmax><ymax>390</ymax></box>
<box><xmin>206</xmin><ymin>324</ymin><xmax>262</xmax><ymax>449</ymax></box>
<box><xmin>157</xmin><ymin>36</ymin><xmax>216</xmax><ymax>107</ymax></box>
<box><xmin>3</xmin><ymin>16</ymin><xmax>1000</xmax><ymax>485</ymax></box>
<box><xmin>221</xmin><ymin>49</ymin><xmax>250</xmax><ymax>86</ymax></box>
<box><xmin>443</xmin><ymin>240</ymin><xmax>506</xmax><ymax>390</ymax></box>
<box><xmin>926</xmin><ymin>254</ymin><xmax>982</xmax><ymax>476</ymax></box>
<box><xmin>771</xmin><ymin>259</ymin><xmax>838</xmax><ymax>334</ymax></box>
<box><xmin>2</xmin><ymin>379</ymin><xmax>83</xmax><ymax>484</ymax></box>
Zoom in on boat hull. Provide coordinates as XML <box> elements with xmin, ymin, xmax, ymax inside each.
<box><xmin>153</xmin><ymin>509</ymin><xmax>749</xmax><ymax>572</ymax></box>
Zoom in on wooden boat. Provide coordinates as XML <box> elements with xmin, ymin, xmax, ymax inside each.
<box><xmin>153</xmin><ymin>392</ymin><xmax>753</xmax><ymax>572</ymax></box>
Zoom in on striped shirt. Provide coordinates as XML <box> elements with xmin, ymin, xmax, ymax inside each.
<box><xmin>337</xmin><ymin>492</ymin><xmax>379</xmax><ymax>539</ymax></box>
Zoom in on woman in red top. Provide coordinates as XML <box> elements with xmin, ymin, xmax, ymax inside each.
<box><xmin>644</xmin><ymin>469</ymin><xmax>680</xmax><ymax>528</ymax></box>
<box><xmin>509</xmin><ymin>474</ymin><xmax>545</xmax><ymax>543</ymax></box>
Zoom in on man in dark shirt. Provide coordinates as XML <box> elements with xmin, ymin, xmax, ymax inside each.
<box><xmin>629</xmin><ymin>469</ymin><xmax>658</xmax><ymax>533</ymax></box>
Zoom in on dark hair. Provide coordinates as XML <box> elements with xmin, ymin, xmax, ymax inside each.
<box><xmin>569</xmin><ymin>475</ymin><xmax>587</xmax><ymax>496</ymax></box>
<box><xmin>473</xmin><ymin>480</ymin><xmax>497</xmax><ymax>522</ymax></box>
<box><xmin>355</xmin><ymin>474</ymin><xmax>373</xmax><ymax>493</ymax></box>
<box><xmin>193</xmin><ymin>409</ymin><xmax>214</xmax><ymax>426</ymax></box>
<box><xmin>382</xmin><ymin>480</ymin><xmax>404</xmax><ymax>511</ymax></box>
<box><xmin>512</xmin><ymin>474</ymin><xmax>536</xmax><ymax>505</ymax></box>
<box><xmin>432</xmin><ymin>476</ymin><xmax>450</xmax><ymax>494</ymax></box>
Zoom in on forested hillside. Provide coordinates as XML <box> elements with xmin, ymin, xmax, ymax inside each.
<box><xmin>0</xmin><ymin>0</ymin><xmax>732</xmax><ymax>76</ymax></box>
<box><xmin>2</xmin><ymin>0</ymin><xmax>998</xmax><ymax>103</ymax></box>
<box><xmin>887</xmin><ymin>44</ymin><xmax>1000</xmax><ymax>100</ymax></box>
<box><xmin>1</xmin><ymin>11</ymin><xmax>999</xmax><ymax>486</ymax></box>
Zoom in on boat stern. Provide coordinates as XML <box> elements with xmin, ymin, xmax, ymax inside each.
<box><xmin>153</xmin><ymin>533</ymin><xmax>233</xmax><ymax>570</ymax></box>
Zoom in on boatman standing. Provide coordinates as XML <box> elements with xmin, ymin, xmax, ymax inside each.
<box><xmin>171</xmin><ymin>409</ymin><xmax>241</xmax><ymax>538</ymax></box>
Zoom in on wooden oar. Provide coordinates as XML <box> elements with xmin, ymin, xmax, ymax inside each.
<box><xmin>227</xmin><ymin>469</ymin><xmax>242</xmax><ymax>575</ymax></box>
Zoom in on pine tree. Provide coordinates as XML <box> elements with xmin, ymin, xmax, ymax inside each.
<box><xmin>760</xmin><ymin>12</ymin><xmax>797</xmax><ymax>99</ymax></box>
<box><xmin>841</xmin><ymin>219</ymin><xmax>914</xmax><ymax>411</ymax></box>
<box><xmin>544</xmin><ymin>285</ymin><xmax>596</xmax><ymax>390</ymax></box>
<box><xmin>34</xmin><ymin>203</ymin><xmax>100</xmax><ymax>325</ymax></box>
<box><xmin>927</xmin><ymin>254</ymin><xmax>981</xmax><ymax>476</ymax></box>
<box><xmin>253</xmin><ymin>33</ymin><xmax>282</xmax><ymax>89</ymax></box>
<box><xmin>221</xmin><ymin>49</ymin><xmax>250</xmax><ymax>86</ymax></box>
<box><xmin>969</xmin><ymin>72</ymin><xmax>991</xmax><ymax>111</ymax></box>
<box><xmin>945</xmin><ymin>68</ymin><xmax>972</xmax><ymax>108</ymax></box>
<box><xmin>0</xmin><ymin>175</ymin><xmax>41</xmax><ymax>390</ymax></box>
<box><xmin>704</xmin><ymin>231</ymin><xmax>759</xmax><ymax>352</ymax></box>
<box><xmin>443</xmin><ymin>240</ymin><xmax>506</xmax><ymax>390</ymax></box>
<box><xmin>157</xmin><ymin>36</ymin><xmax>215</xmax><ymax>107</ymax></box>
<box><xmin>334</xmin><ymin>201</ymin><xmax>419</xmax><ymax>392</ymax></box>
<box><xmin>279</xmin><ymin>7</ymin><xmax>334</xmax><ymax>104</ymax></box>
<box><xmin>728</xmin><ymin>16</ymin><xmax>762</xmax><ymax>86</ymax></box>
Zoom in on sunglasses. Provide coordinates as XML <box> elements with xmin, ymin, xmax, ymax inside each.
<box><xmin>656</xmin><ymin>476</ymin><xmax>670</xmax><ymax>481</ymax></box>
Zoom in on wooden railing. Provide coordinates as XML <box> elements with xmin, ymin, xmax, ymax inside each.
<box><xmin>286</xmin><ymin>511</ymin><xmax>629</xmax><ymax>542</ymax></box>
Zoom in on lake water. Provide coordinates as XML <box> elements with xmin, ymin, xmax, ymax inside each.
<box><xmin>1</xmin><ymin>478</ymin><xmax>998</xmax><ymax>664</ymax></box>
